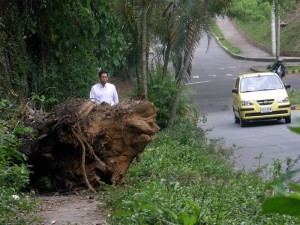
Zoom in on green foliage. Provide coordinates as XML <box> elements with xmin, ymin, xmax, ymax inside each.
<box><xmin>263</xmin><ymin>195</ymin><xmax>300</xmax><ymax>216</ymax></box>
<box><xmin>228</xmin><ymin>0</ymin><xmax>296</xmax><ymax>21</ymax></box>
<box><xmin>0</xmin><ymin>1</ymin><xmax>34</xmax><ymax>98</ymax></box>
<box><xmin>226</xmin><ymin>0</ymin><xmax>269</xmax><ymax>21</ymax></box>
<box><xmin>0</xmin><ymin>100</ymin><xmax>36</xmax><ymax>224</ymax></box>
<box><xmin>102</xmin><ymin>121</ymin><xmax>299</xmax><ymax>224</ymax></box>
<box><xmin>287</xmin><ymin>89</ymin><xmax>300</xmax><ymax>105</ymax></box>
<box><xmin>30</xmin><ymin>91</ymin><xmax>59</xmax><ymax>111</ymax></box>
<box><xmin>29</xmin><ymin>0</ymin><xmax>130</xmax><ymax>107</ymax></box>
<box><xmin>208</xmin><ymin>0</ymin><xmax>234</xmax><ymax>15</ymax></box>
<box><xmin>146</xmin><ymin>69</ymin><xmax>199</xmax><ymax>129</ymax></box>
<box><xmin>0</xmin><ymin>0</ymin><xmax>131</xmax><ymax>109</ymax></box>
<box><xmin>262</xmin><ymin>169</ymin><xmax>300</xmax><ymax>217</ymax></box>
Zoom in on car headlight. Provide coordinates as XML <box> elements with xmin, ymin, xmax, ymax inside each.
<box><xmin>278</xmin><ymin>96</ymin><xmax>289</xmax><ymax>103</ymax></box>
<box><xmin>241</xmin><ymin>99</ymin><xmax>253</xmax><ymax>106</ymax></box>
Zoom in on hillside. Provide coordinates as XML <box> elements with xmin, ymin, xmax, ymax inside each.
<box><xmin>281</xmin><ymin>2</ymin><xmax>300</xmax><ymax>52</ymax></box>
<box><xmin>234</xmin><ymin>2</ymin><xmax>300</xmax><ymax>56</ymax></box>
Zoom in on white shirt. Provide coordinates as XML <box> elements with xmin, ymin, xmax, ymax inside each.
<box><xmin>89</xmin><ymin>83</ymin><xmax>119</xmax><ymax>105</ymax></box>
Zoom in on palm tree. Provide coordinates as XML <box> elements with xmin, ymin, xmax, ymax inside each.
<box><xmin>109</xmin><ymin>0</ymin><xmax>164</xmax><ymax>98</ymax></box>
<box><xmin>166</xmin><ymin>0</ymin><xmax>234</xmax><ymax>128</ymax></box>
<box><xmin>167</xmin><ymin>0</ymin><xmax>212</xmax><ymax>128</ymax></box>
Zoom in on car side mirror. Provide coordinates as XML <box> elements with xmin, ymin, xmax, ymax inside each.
<box><xmin>232</xmin><ymin>88</ymin><xmax>238</xmax><ymax>94</ymax></box>
<box><xmin>284</xmin><ymin>84</ymin><xmax>291</xmax><ymax>89</ymax></box>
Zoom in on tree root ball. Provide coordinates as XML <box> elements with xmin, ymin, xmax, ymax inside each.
<box><xmin>20</xmin><ymin>98</ymin><xmax>160</xmax><ymax>192</ymax></box>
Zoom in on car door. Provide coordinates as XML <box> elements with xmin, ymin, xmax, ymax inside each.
<box><xmin>232</xmin><ymin>77</ymin><xmax>240</xmax><ymax>112</ymax></box>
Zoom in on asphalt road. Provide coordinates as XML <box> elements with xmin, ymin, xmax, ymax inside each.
<box><xmin>190</xmin><ymin>34</ymin><xmax>300</xmax><ymax>171</ymax></box>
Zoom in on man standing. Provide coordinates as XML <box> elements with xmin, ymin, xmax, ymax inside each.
<box><xmin>90</xmin><ymin>70</ymin><xmax>119</xmax><ymax>105</ymax></box>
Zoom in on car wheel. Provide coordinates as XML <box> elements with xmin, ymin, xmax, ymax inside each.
<box><xmin>234</xmin><ymin>115</ymin><xmax>240</xmax><ymax>124</ymax></box>
<box><xmin>238</xmin><ymin>109</ymin><xmax>246</xmax><ymax>127</ymax></box>
<box><xmin>285</xmin><ymin>116</ymin><xmax>291</xmax><ymax>124</ymax></box>
<box><xmin>240</xmin><ymin>118</ymin><xmax>247</xmax><ymax>127</ymax></box>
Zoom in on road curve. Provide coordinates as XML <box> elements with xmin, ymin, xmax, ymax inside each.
<box><xmin>190</xmin><ymin>34</ymin><xmax>300</xmax><ymax>171</ymax></box>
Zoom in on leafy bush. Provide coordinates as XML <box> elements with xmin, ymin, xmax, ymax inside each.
<box><xmin>226</xmin><ymin>0</ymin><xmax>268</xmax><ymax>21</ymax></box>
<box><xmin>0</xmin><ymin>99</ymin><xmax>36</xmax><ymax>224</ymax></box>
<box><xmin>146</xmin><ymin>69</ymin><xmax>199</xmax><ymax>129</ymax></box>
<box><xmin>102</xmin><ymin>121</ymin><xmax>299</xmax><ymax>224</ymax></box>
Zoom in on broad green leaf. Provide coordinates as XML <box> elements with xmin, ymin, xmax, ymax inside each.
<box><xmin>178</xmin><ymin>211</ymin><xmax>189</xmax><ymax>225</ymax></box>
<box><xmin>189</xmin><ymin>215</ymin><xmax>197</xmax><ymax>225</ymax></box>
<box><xmin>187</xmin><ymin>199</ymin><xmax>200</xmax><ymax>215</ymax></box>
<box><xmin>262</xmin><ymin>196</ymin><xmax>300</xmax><ymax>216</ymax></box>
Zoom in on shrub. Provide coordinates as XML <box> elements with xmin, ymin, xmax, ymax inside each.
<box><xmin>146</xmin><ymin>69</ymin><xmax>199</xmax><ymax>129</ymax></box>
<box><xmin>0</xmin><ymin>99</ymin><xmax>36</xmax><ymax>224</ymax></box>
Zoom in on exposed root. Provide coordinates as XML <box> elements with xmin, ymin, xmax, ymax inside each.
<box><xmin>20</xmin><ymin>98</ymin><xmax>159</xmax><ymax>191</ymax></box>
<box><xmin>71</xmin><ymin>128</ymin><xmax>96</xmax><ymax>193</ymax></box>
<box><xmin>80</xmin><ymin>103</ymin><xmax>96</xmax><ymax>119</ymax></box>
<box><xmin>85</xmin><ymin>140</ymin><xmax>108</xmax><ymax>172</ymax></box>
<box><xmin>77</xmin><ymin>100</ymin><xmax>96</xmax><ymax>118</ymax></box>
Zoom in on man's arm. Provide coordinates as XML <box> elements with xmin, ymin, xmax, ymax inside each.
<box><xmin>90</xmin><ymin>86</ymin><xmax>96</xmax><ymax>103</ymax></box>
<box><xmin>113</xmin><ymin>86</ymin><xmax>119</xmax><ymax>105</ymax></box>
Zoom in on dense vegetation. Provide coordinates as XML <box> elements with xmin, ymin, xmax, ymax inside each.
<box><xmin>102</xmin><ymin>121</ymin><xmax>300</xmax><ymax>224</ymax></box>
<box><xmin>0</xmin><ymin>100</ymin><xmax>37</xmax><ymax>224</ymax></box>
<box><xmin>0</xmin><ymin>0</ymin><xmax>129</xmax><ymax>108</ymax></box>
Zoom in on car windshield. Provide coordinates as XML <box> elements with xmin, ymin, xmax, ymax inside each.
<box><xmin>240</xmin><ymin>75</ymin><xmax>283</xmax><ymax>93</ymax></box>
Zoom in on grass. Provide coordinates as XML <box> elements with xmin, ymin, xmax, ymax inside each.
<box><xmin>100</xmin><ymin>121</ymin><xmax>300</xmax><ymax>224</ymax></box>
<box><xmin>234</xmin><ymin>12</ymin><xmax>300</xmax><ymax>53</ymax></box>
<box><xmin>288</xmin><ymin>88</ymin><xmax>300</xmax><ymax>105</ymax></box>
<box><xmin>234</xmin><ymin>19</ymin><xmax>272</xmax><ymax>50</ymax></box>
<box><xmin>211</xmin><ymin>22</ymin><xmax>242</xmax><ymax>54</ymax></box>
<box><xmin>286</xmin><ymin>65</ymin><xmax>300</xmax><ymax>72</ymax></box>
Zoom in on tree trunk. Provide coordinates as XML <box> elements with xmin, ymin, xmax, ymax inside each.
<box><xmin>19</xmin><ymin>98</ymin><xmax>159</xmax><ymax>192</ymax></box>
<box><xmin>167</xmin><ymin>33</ymin><xmax>199</xmax><ymax>128</ymax></box>
<box><xmin>141</xmin><ymin>1</ymin><xmax>148</xmax><ymax>99</ymax></box>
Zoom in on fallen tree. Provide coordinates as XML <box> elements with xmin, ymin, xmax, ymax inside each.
<box><xmin>19</xmin><ymin>98</ymin><xmax>160</xmax><ymax>192</ymax></box>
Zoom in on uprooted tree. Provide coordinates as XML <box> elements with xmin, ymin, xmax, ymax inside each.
<box><xmin>19</xmin><ymin>98</ymin><xmax>160</xmax><ymax>192</ymax></box>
